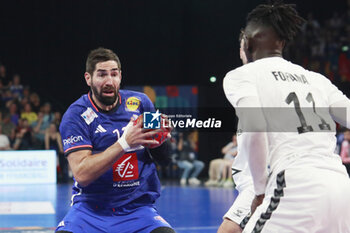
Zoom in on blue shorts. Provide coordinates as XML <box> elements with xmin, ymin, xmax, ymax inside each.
<box><xmin>56</xmin><ymin>202</ymin><xmax>172</xmax><ymax>233</ymax></box>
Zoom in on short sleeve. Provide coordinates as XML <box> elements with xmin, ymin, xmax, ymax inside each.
<box><xmin>223</xmin><ymin>67</ymin><xmax>258</xmax><ymax>108</ymax></box>
<box><xmin>318</xmin><ymin>73</ymin><xmax>348</xmax><ymax>105</ymax></box>
<box><xmin>59</xmin><ymin>107</ymin><xmax>93</xmax><ymax>156</ymax></box>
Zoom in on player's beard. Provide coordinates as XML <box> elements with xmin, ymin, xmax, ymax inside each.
<box><xmin>91</xmin><ymin>84</ymin><xmax>119</xmax><ymax>106</ymax></box>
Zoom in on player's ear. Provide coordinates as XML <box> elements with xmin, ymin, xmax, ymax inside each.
<box><xmin>84</xmin><ymin>72</ymin><xmax>91</xmax><ymax>87</ymax></box>
<box><xmin>277</xmin><ymin>39</ymin><xmax>286</xmax><ymax>50</ymax></box>
<box><xmin>243</xmin><ymin>38</ymin><xmax>253</xmax><ymax>63</ymax></box>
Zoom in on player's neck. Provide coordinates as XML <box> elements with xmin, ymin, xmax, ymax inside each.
<box><xmin>91</xmin><ymin>94</ymin><xmax>119</xmax><ymax>112</ymax></box>
<box><xmin>253</xmin><ymin>49</ymin><xmax>283</xmax><ymax>61</ymax></box>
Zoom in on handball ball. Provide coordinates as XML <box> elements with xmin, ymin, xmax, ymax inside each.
<box><xmin>134</xmin><ymin>114</ymin><xmax>171</xmax><ymax>148</ymax></box>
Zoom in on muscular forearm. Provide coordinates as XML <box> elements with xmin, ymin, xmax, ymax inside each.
<box><xmin>70</xmin><ymin>142</ymin><xmax>125</xmax><ymax>187</ymax></box>
<box><xmin>68</xmin><ymin>119</ymin><xmax>159</xmax><ymax>187</ymax></box>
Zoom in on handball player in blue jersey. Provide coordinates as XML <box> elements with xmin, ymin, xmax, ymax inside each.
<box><xmin>56</xmin><ymin>48</ymin><xmax>175</xmax><ymax>233</ymax></box>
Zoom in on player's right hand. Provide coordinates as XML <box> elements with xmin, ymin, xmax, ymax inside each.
<box><xmin>117</xmin><ymin>117</ymin><xmax>160</xmax><ymax>151</ymax></box>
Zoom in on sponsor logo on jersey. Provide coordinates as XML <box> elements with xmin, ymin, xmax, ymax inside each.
<box><xmin>81</xmin><ymin>107</ymin><xmax>98</xmax><ymax>125</ymax></box>
<box><xmin>143</xmin><ymin>110</ymin><xmax>161</xmax><ymax>129</ymax></box>
<box><xmin>114</xmin><ymin>181</ymin><xmax>140</xmax><ymax>188</ymax></box>
<box><xmin>233</xmin><ymin>209</ymin><xmax>243</xmax><ymax>217</ymax></box>
<box><xmin>125</xmin><ymin>97</ymin><xmax>140</xmax><ymax>112</ymax></box>
<box><xmin>95</xmin><ymin>124</ymin><xmax>107</xmax><ymax>133</ymax></box>
<box><xmin>63</xmin><ymin>135</ymin><xmax>83</xmax><ymax>146</ymax></box>
<box><xmin>113</xmin><ymin>153</ymin><xmax>139</xmax><ymax>181</ymax></box>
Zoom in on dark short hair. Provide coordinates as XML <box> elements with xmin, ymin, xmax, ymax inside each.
<box><xmin>86</xmin><ymin>48</ymin><xmax>121</xmax><ymax>75</ymax></box>
<box><xmin>246</xmin><ymin>2</ymin><xmax>305</xmax><ymax>43</ymax></box>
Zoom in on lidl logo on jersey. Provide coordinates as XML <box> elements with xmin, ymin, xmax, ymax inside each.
<box><xmin>113</xmin><ymin>153</ymin><xmax>139</xmax><ymax>181</ymax></box>
<box><xmin>125</xmin><ymin>97</ymin><xmax>140</xmax><ymax>112</ymax></box>
<box><xmin>143</xmin><ymin>110</ymin><xmax>161</xmax><ymax>129</ymax></box>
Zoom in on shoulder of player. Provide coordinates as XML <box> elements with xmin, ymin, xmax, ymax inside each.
<box><xmin>223</xmin><ymin>64</ymin><xmax>256</xmax><ymax>87</ymax></box>
<box><xmin>305</xmin><ymin>69</ymin><xmax>334</xmax><ymax>87</ymax></box>
<box><xmin>61</xmin><ymin>94</ymin><xmax>91</xmax><ymax>122</ymax></box>
<box><xmin>224</xmin><ymin>63</ymin><xmax>258</xmax><ymax>79</ymax></box>
<box><xmin>225</xmin><ymin>64</ymin><xmax>250</xmax><ymax>76</ymax></box>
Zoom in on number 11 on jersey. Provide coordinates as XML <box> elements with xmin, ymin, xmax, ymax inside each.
<box><xmin>286</xmin><ymin>92</ymin><xmax>331</xmax><ymax>134</ymax></box>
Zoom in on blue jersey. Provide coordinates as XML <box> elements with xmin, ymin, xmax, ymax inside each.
<box><xmin>59</xmin><ymin>90</ymin><xmax>160</xmax><ymax>210</ymax></box>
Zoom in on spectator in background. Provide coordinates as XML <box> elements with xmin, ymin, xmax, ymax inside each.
<box><xmin>9</xmin><ymin>74</ymin><xmax>23</xmax><ymax>99</ymax></box>
<box><xmin>32</xmin><ymin>112</ymin><xmax>45</xmax><ymax>148</ymax></box>
<box><xmin>0</xmin><ymin>112</ymin><xmax>16</xmax><ymax>143</ymax></box>
<box><xmin>2</xmin><ymin>89</ymin><xmax>14</xmax><ymax>104</ymax></box>
<box><xmin>19</xmin><ymin>97</ymin><xmax>29</xmax><ymax>112</ymax></box>
<box><xmin>22</xmin><ymin>86</ymin><xmax>30</xmax><ymax>100</ymax></box>
<box><xmin>0</xmin><ymin>80</ymin><xmax>6</xmax><ymax>100</ymax></box>
<box><xmin>329</xmin><ymin>12</ymin><xmax>343</xmax><ymax>29</ymax></box>
<box><xmin>8</xmin><ymin>102</ymin><xmax>19</xmax><ymax>126</ymax></box>
<box><xmin>0</xmin><ymin>63</ymin><xmax>10</xmax><ymax>87</ymax></box>
<box><xmin>205</xmin><ymin>158</ymin><xmax>223</xmax><ymax>187</ymax></box>
<box><xmin>0</xmin><ymin>125</ymin><xmax>11</xmax><ymax>150</ymax></box>
<box><xmin>45</xmin><ymin>123</ymin><xmax>67</xmax><ymax>182</ymax></box>
<box><xmin>29</xmin><ymin>92</ymin><xmax>41</xmax><ymax>112</ymax></box>
<box><xmin>32</xmin><ymin>104</ymin><xmax>53</xmax><ymax>149</ymax></box>
<box><xmin>177</xmin><ymin>132</ymin><xmax>204</xmax><ymax>186</ymax></box>
<box><xmin>42</xmin><ymin>102</ymin><xmax>54</xmax><ymax>125</ymax></box>
<box><xmin>21</xmin><ymin>103</ymin><xmax>37</xmax><ymax>125</ymax></box>
<box><xmin>340</xmin><ymin>129</ymin><xmax>350</xmax><ymax>176</ymax></box>
<box><xmin>13</xmin><ymin>118</ymin><xmax>33</xmax><ymax>150</ymax></box>
<box><xmin>205</xmin><ymin>134</ymin><xmax>237</xmax><ymax>188</ymax></box>
<box><xmin>219</xmin><ymin>134</ymin><xmax>237</xmax><ymax>187</ymax></box>
<box><xmin>52</xmin><ymin>111</ymin><xmax>62</xmax><ymax>127</ymax></box>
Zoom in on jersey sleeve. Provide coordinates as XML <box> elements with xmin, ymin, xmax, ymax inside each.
<box><xmin>59</xmin><ymin>107</ymin><xmax>93</xmax><ymax>156</ymax></box>
<box><xmin>223</xmin><ymin>67</ymin><xmax>259</xmax><ymax>108</ymax></box>
<box><xmin>316</xmin><ymin>72</ymin><xmax>349</xmax><ymax>105</ymax></box>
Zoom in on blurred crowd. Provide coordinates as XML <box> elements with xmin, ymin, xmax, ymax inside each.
<box><xmin>287</xmin><ymin>9</ymin><xmax>350</xmax><ymax>84</ymax></box>
<box><xmin>0</xmin><ymin>63</ymin><xmax>63</xmax><ymax>151</ymax></box>
<box><xmin>0</xmin><ymin>63</ymin><xmax>68</xmax><ymax>181</ymax></box>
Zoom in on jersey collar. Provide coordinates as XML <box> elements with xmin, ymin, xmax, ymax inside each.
<box><xmin>88</xmin><ymin>92</ymin><xmax>122</xmax><ymax>114</ymax></box>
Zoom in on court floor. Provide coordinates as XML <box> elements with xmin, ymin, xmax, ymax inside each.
<box><xmin>0</xmin><ymin>182</ymin><xmax>238</xmax><ymax>233</ymax></box>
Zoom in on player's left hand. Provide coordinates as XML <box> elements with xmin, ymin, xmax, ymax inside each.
<box><xmin>251</xmin><ymin>194</ymin><xmax>264</xmax><ymax>215</ymax></box>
